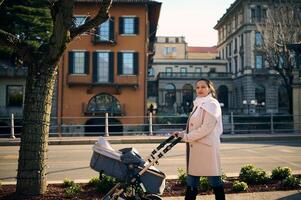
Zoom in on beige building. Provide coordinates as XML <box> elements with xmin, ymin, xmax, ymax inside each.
<box><xmin>148</xmin><ymin>36</ymin><xmax>229</xmax><ymax>114</ymax></box>
<box><xmin>154</xmin><ymin>36</ymin><xmax>187</xmax><ymax>60</ymax></box>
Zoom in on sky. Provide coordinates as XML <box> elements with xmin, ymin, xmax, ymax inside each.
<box><xmin>156</xmin><ymin>0</ymin><xmax>235</xmax><ymax>47</ymax></box>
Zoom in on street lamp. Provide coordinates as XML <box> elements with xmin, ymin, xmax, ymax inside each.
<box><xmin>243</xmin><ymin>99</ymin><xmax>257</xmax><ymax>115</ymax></box>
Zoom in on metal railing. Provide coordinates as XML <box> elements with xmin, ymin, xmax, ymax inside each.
<box><xmin>0</xmin><ymin>113</ymin><xmax>300</xmax><ymax>137</ymax></box>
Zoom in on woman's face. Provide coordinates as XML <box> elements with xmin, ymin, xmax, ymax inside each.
<box><xmin>196</xmin><ymin>80</ymin><xmax>211</xmax><ymax>97</ymax></box>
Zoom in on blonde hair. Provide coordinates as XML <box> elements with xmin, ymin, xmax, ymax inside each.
<box><xmin>196</xmin><ymin>78</ymin><xmax>217</xmax><ymax>99</ymax></box>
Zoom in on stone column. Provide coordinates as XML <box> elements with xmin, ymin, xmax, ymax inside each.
<box><xmin>292</xmin><ymin>71</ymin><xmax>301</xmax><ymax>133</ymax></box>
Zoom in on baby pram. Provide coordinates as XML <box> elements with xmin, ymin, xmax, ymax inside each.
<box><xmin>90</xmin><ymin>135</ymin><xmax>181</xmax><ymax>200</ymax></box>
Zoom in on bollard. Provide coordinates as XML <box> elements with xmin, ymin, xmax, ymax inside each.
<box><xmin>230</xmin><ymin>112</ymin><xmax>235</xmax><ymax>134</ymax></box>
<box><xmin>270</xmin><ymin>112</ymin><xmax>274</xmax><ymax>134</ymax></box>
<box><xmin>149</xmin><ymin>112</ymin><xmax>153</xmax><ymax>136</ymax></box>
<box><xmin>105</xmin><ymin>113</ymin><xmax>109</xmax><ymax>137</ymax></box>
<box><xmin>10</xmin><ymin>113</ymin><xmax>16</xmax><ymax>139</ymax></box>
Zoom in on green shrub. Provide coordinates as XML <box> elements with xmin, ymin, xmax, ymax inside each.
<box><xmin>63</xmin><ymin>178</ymin><xmax>75</xmax><ymax>187</ymax></box>
<box><xmin>88</xmin><ymin>176</ymin><xmax>101</xmax><ymax>187</ymax></box>
<box><xmin>199</xmin><ymin>177</ymin><xmax>210</xmax><ymax>192</ymax></box>
<box><xmin>239</xmin><ymin>164</ymin><xmax>269</xmax><ymax>184</ymax></box>
<box><xmin>96</xmin><ymin>175</ymin><xmax>118</xmax><ymax>193</ymax></box>
<box><xmin>177</xmin><ymin>168</ymin><xmax>187</xmax><ymax>185</ymax></box>
<box><xmin>281</xmin><ymin>176</ymin><xmax>301</xmax><ymax>188</ymax></box>
<box><xmin>65</xmin><ymin>184</ymin><xmax>81</xmax><ymax>197</ymax></box>
<box><xmin>271</xmin><ymin>167</ymin><xmax>292</xmax><ymax>181</ymax></box>
<box><xmin>232</xmin><ymin>181</ymin><xmax>248</xmax><ymax>192</ymax></box>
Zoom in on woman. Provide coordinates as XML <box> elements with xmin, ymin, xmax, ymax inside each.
<box><xmin>173</xmin><ymin>78</ymin><xmax>225</xmax><ymax>200</ymax></box>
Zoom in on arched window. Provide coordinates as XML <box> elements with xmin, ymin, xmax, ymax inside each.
<box><xmin>182</xmin><ymin>84</ymin><xmax>193</xmax><ymax>105</ymax></box>
<box><xmin>278</xmin><ymin>86</ymin><xmax>289</xmax><ymax>108</ymax></box>
<box><xmin>164</xmin><ymin>83</ymin><xmax>176</xmax><ymax>107</ymax></box>
<box><xmin>218</xmin><ymin>85</ymin><xmax>229</xmax><ymax>108</ymax></box>
<box><xmin>255</xmin><ymin>84</ymin><xmax>265</xmax><ymax>104</ymax></box>
<box><xmin>87</xmin><ymin>93</ymin><xmax>121</xmax><ymax>114</ymax></box>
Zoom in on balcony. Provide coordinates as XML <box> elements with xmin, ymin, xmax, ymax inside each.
<box><xmin>157</xmin><ymin>72</ymin><xmax>232</xmax><ymax>80</ymax></box>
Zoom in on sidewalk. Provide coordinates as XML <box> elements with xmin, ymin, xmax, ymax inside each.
<box><xmin>0</xmin><ymin>133</ymin><xmax>301</xmax><ymax>146</ymax></box>
<box><xmin>163</xmin><ymin>190</ymin><xmax>301</xmax><ymax>200</ymax></box>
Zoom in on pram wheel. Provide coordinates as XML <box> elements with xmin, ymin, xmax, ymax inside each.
<box><xmin>141</xmin><ymin>194</ymin><xmax>162</xmax><ymax>200</ymax></box>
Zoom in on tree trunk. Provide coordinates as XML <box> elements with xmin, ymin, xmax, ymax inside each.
<box><xmin>16</xmin><ymin>60</ymin><xmax>58</xmax><ymax>195</ymax></box>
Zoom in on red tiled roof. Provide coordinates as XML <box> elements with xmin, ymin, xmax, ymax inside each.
<box><xmin>188</xmin><ymin>46</ymin><xmax>218</xmax><ymax>53</ymax></box>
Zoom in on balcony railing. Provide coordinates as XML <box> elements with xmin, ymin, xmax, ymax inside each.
<box><xmin>158</xmin><ymin>72</ymin><xmax>232</xmax><ymax>79</ymax></box>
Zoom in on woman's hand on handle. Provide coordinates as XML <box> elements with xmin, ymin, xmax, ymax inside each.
<box><xmin>172</xmin><ymin>131</ymin><xmax>184</xmax><ymax>138</ymax></box>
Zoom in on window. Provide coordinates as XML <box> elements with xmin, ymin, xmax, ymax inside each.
<box><xmin>163</xmin><ymin>47</ymin><xmax>176</xmax><ymax>56</ymax></box>
<box><xmin>209</xmin><ymin>68</ymin><xmax>216</xmax><ymax>73</ymax></box>
<box><xmin>119</xmin><ymin>17</ymin><xmax>139</xmax><ymax>34</ymax></box>
<box><xmin>165</xmin><ymin>67</ymin><xmax>172</xmax><ymax>76</ymax></box>
<box><xmin>255</xmin><ymin>32</ymin><xmax>263</xmax><ymax>46</ymax></box>
<box><xmin>74</xmin><ymin>16</ymin><xmax>87</xmax><ymax>27</ymax></box>
<box><xmin>87</xmin><ymin>93</ymin><xmax>121</xmax><ymax>114</ymax></box>
<box><xmin>95</xmin><ymin>17</ymin><xmax>115</xmax><ymax>42</ymax></box>
<box><xmin>117</xmin><ymin>52</ymin><xmax>138</xmax><ymax>75</ymax></box>
<box><xmin>7</xmin><ymin>85</ymin><xmax>23</xmax><ymax>107</ymax></box>
<box><xmin>93</xmin><ymin>52</ymin><xmax>114</xmax><ymax>83</ymax></box>
<box><xmin>195</xmin><ymin>67</ymin><xmax>202</xmax><ymax>73</ymax></box>
<box><xmin>180</xmin><ymin>67</ymin><xmax>187</xmax><ymax>76</ymax></box>
<box><xmin>240</xmin><ymin>33</ymin><xmax>244</xmax><ymax>48</ymax></box>
<box><xmin>241</xmin><ymin>54</ymin><xmax>244</xmax><ymax>70</ymax></box>
<box><xmin>97</xmin><ymin>53</ymin><xmax>109</xmax><ymax>82</ymax></box>
<box><xmin>255</xmin><ymin>55</ymin><xmax>263</xmax><ymax>69</ymax></box>
<box><xmin>69</xmin><ymin>51</ymin><xmax>89</xmax><ymax>74</ymax></box>
<box><xmin>148</xmin><ymin>68</ymin><xmax>155</xmax><ymax>77</ymax></box>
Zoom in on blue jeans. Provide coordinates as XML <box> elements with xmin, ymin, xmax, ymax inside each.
<box><xmin>186</xmin><ymin>174</ymin><xmax>223</xmax><ymax>188</ymax></box>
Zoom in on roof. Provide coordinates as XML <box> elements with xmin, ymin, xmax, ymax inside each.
<box><xmin>187</xmin><ymin>46</ymin><xmax>218</xmax><ymax>53</ymax></box>
<box><xmin>214</xmin><ymin>0</ymin><xmax>241</xmax><ymax>29</ymax></box>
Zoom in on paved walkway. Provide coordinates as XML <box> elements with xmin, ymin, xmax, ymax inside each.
<box><xmin>163</xmin><ymin>190</ymin><xmax>301</xmax><ymax>200</ymax></box>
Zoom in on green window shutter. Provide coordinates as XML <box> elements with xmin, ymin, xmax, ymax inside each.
<box><xmin>117</xmin><ymin>52</ymin><xmax>123</xmax><ymax>75</ymax></box>
<box><xmin>85</xmin><ymin>52</ymin><xmax>90</xmax><ymax>74</ymax></box>
<box><xmin>134</xmin><ymin>52</ymin><xmax>139</xmax><ymax>75</ymax></box>
<box><xmin>109</xmin><ymin>52</ymin><xmax>114</xmax><ymax>82</ymax></box>
<box><xmin>119</xmin><ymin>17</ymin><xmax>124</xmax><ymax>34</ymax></box>
<box><xmin>134</xmin><ymin>17</ymin><xmax>139</xmax><ymax>34</ymax></box>
<box><xmin>68</xmin><ymin>52</ymin><xmax>74</xmax><ymax>74</ymax></box>
<box><xmin>92</xmin><ymin>52</ymin><xmax>98</xmax><ymax>82</ymax></box>
<box><xmin>109</xmin><ymin>17</ymin><xmax>115</xmax><ymax>41</ymax></box>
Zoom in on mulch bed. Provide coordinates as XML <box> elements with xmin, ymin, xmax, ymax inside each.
<box><xmin>1</xmin><ymin>178</ymin><xmax>300</xmax><ymax>200</ymax></box>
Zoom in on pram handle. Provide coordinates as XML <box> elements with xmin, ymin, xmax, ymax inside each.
<box><xmin>146</xmin><ymin>135</ymin><xmax>176</xmax><ymax>163</ymax></box>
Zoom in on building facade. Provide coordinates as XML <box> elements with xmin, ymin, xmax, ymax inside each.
<box><xmin>57</xmin><ymin>0</ymin><xmax>161</xmax><ymax>134</ymax></box>
<box><xmin>214</xmin><ymin>0</ymin><xmax>292</xmax><ymax>114</ymax></box>
<box><xmin>148</xmin><ymin>36</ymin><xmax>230</xmax><ymax>114</ymax></box>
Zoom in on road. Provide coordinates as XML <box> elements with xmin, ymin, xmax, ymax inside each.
<box><xmin>1</xmin><ymin>141</ymin><xmax>301</xmax><ymax>183</ymax></box>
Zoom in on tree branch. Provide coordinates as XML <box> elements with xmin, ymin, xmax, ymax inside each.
<box><xmin>70</xmin><ymin>0</ymin><xmax>112</xmax><ymax>39</ymax></box>
<box><xmin>0</xmin><ymin>29</ymin><xmax>21</xmax><ymax>48</ymax></box>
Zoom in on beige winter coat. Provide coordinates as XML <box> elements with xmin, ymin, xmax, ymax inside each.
<box><xmin>181</xmin><ymin>95</ymin><xmax>223</xmax><ymax>176</ymax></box>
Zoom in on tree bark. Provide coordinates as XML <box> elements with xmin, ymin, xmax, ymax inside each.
<box><xmin>16</xmin><ymin>61</ymin><xmax>58</xmax><ymax>194</ymax></box>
